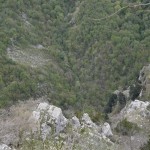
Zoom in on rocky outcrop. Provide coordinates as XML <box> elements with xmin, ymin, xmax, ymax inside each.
<box><xmin>30</xmin><ymin>104</ymin><xmax>114</xmax><ymax>148</ymax></box>
<box><xmin>102</xmin><ymin>122</ymin><xmax>113</xmax><ymax>137</ymax></box>
<box><xmin>81</xmin><ymin>113</ymin><xmax>97</xmax><ymax>128</ymax></box>
<box><xmin>29</xmin><ymin>103</ymin><xmax>116</xmax><ymax>150</ymax></box>
<box><xmin>71</xmin><ymin>116</ymin><xmax>81</xmax><ymax>129</ymax></box>
<box><xmin>78</xmin><ymin>114</ymin><xmax>114</xmax><ymax>149</ymax></box>
<box><xmin>0</xmin><ymin>101</ymin><xmax>115</xmax><ymax>150</ymax></box>
<box><xmin>121</xmin><ymin>100</ymin><xmax>150</xmax><ymax>127</ymax></box>
<box><xmin>30</xmin><ymin>102</ymin><xmax>68</xmax><ymax>140</ymax></box>
<box><xmin>81</xmin><ymin>113</ymin><xmax>113</xmax><ymax>137</ymax></box>
<box><xmin>125</xmin><ymin>100</ymin><xmax>149</xmax><ymax>114</ymax></box>
<box><xmin>109</xmin><ymin>99</ymin><xmax>150</xmax><ymax>150</ymax></box>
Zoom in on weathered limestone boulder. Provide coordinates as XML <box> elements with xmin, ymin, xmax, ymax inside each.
<box><xmin>71</xmin><ymin>116</ymin><xmax>81</xmax><ymax>129</ymax></box>
<box><xmin>0</xmin><ymin>99</ymin><xmax>117</xmax><ymax>150</ymax></box>
<box><xmin>102</xmin><ymin>122</ymin><xmax>113</xmax><ymax>137</ymax></box>
<box><xmin>81</xmin><ymin>113</ymin><xmax>97</xmax><ymax>128</ymax></box>
<box><xmin>34</xmin><ymin>44</ymin><xmax>44</xmax><ymax>49</ymax></box>
<box><xmin>30</xmin><ymin>102</ymin><xmax>68</xmax><ymax>140</ymax></box>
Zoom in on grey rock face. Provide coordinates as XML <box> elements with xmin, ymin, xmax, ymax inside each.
<box><xmin>101</xmin><ymin>122</ymin><xmax>113</xmax><ymax>137</ymax></box>
<box><xmin>80</xmin><ymin>113</ymin><xmax>114</xmax><ymax>149</ymax></box>
<box><xmin>81</xmin><ymin>113</ymin><xmax>97</xmax><ymax>128</ymax></box>
<box><xmin>71</xmin><ymin>116</ymin><xmax>81</xmax><ymax>129</ymax></box>
<box><xmin>121</xmin><ymin>100</ymin><xmax>150</xmax><ymax>127</ymax></box>
<box><xmin>30</xmin><ymin>102</ymin><xmax>68</xmax><ymax>140</ymax></box>
<box><xmin>124</xmin><ymin>100</ymin><xmax>149</xmax><ymax>115</ymax></box>
<box><xmin>40</xmin><ymin>122</ymin><xmax>51</xmax><ymax>141</ymax></box>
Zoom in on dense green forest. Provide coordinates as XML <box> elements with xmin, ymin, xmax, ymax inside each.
<box><xmin>0</xmin><ymin>0</ymin><xmax>150</xmax><ymax>113</ymax></box>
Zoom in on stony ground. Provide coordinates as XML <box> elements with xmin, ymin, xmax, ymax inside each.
<box><xmin>0</xmin><ymin>97</ymin><xmax>149</xmax><ymax>150</ymax></box>
<box><xmin>7</xmin><ymin>46</ymin><xmax>51</xmax><ymax>68</ymax></box>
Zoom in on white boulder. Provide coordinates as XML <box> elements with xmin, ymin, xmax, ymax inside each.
<box><xmin>35</xmin><ymin>44</ymin><xmax>44</xmax><ymax>49</ymax></box>
<box><xmin>81</xmin><ymin>113</ymin><xmax>97</xmax><ymax>128</ymax></box>
<box><xmin>102</xmin><ymin>122</ymin><xmax>113</xmax><ymax>137</ymax></box>
<box><xmin>71</xmin><ymin>116</ymin><xmax>81</xmax><ymax>129</ymax></box>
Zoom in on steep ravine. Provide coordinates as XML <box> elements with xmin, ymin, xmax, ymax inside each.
<box><xmin>0</xmin><ymin>98</ymin><xmax>149</xmax><ymax>150</ymax></box>
<box><xmin>0</xmin><ymin>65</ymin><xmax>150</xmax><ymax>150</ymax></box>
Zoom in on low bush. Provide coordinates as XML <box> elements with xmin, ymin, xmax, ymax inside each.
<box><xmin>115</xmin><ymin>118</ymin><xmax>140</xmax><ymax>135</ymax></box>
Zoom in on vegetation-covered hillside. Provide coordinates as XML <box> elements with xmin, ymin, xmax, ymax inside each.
<box><xmin>0</xmin><ymin>0</ymin><xmax>150</xmax><ymax>112</ymax></box>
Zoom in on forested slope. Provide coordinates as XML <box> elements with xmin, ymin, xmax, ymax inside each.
<box><xmin>0</xmin><ymin>0</ymin><xmax>150</xmax><ymax>113</ymax></box>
